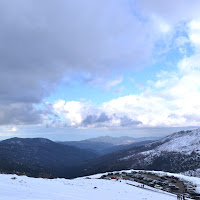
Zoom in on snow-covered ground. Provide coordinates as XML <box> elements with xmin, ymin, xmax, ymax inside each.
<box><xmin>182</xmin><ymin>168</ymin><xmax>200</xmax><ymax>178</ymax></box>
<box><xmin>0</xmin><ymin>172</ymin><xmax>183</xmax><ymax>200</ymax></box>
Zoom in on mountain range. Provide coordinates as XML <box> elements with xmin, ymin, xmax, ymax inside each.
<box><xmin>1</xmin><ymin>129</ymin><xmax>200</xmax><ymax>179</ymax></box>
<box><xmin>59</xmin><ymin>136</ymin><xmax>156</xmax><ymax>155</ymax></box>
<box><xmin>80</xmin><ymin>129</ymin><xmax>200</xmax><ymax>177</ymax></box>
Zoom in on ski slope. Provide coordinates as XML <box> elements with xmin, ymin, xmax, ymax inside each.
<box><xmin>0</xmin><ymin>173</ymin><xmax>184</xmax><ymax>200</ymax></box>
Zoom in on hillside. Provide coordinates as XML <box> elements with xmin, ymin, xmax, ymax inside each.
<box><xmin>0</xmin><ymin>137</ymin><xmax>98</xmax><ymax>178</ymax></box>
<box><xmin>79</xmin><ymin>129</ymin><xmax>200</xmax><ymax>176</ymax></box>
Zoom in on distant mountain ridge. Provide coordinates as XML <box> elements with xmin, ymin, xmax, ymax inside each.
<box><xmin>76</xmin><ymin>135</ymin><xmax>158</xmax><ymax>145</ymax></box>
<box><xmin>101</xmin><ymin>140</ymin><xmax>154</xmax><ymax>155</ymax></box>
<box><xmin>59</xmin><ymin>136</ymin><xmax>157</xmax><ymax>155</ymax></box>
<box><xmin>86</xmin><ymin>136</ymin><xmax>137</xmax><ymax>145</ymax></box>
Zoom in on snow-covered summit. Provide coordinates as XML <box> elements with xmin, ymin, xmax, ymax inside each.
<box><xmin>143</xmin><ymin>128</ymin><xmax>200</xmax><ymax>155</ymax></box>
<box><xmin>98</xmin><ymin>129</ymin><xmax>200</xmax><ymax>175</ymax></box>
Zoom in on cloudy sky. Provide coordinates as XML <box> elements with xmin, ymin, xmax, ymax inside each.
<box><xmin>1</xmin><ymin>0</ymin><xmax>200</xmax><ymax>141</ymax></box>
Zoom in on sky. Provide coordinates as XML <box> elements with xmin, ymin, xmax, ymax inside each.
<box><xmin>1</xmin><ymin>0</ymin><xmax>200</xmax><ymax>141</ymax></box>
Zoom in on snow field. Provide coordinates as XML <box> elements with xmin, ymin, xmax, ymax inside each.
<box><xmin>0</xmin><ymin>173</ymin><xmax>180</xmax><ymax>200</ymax></box>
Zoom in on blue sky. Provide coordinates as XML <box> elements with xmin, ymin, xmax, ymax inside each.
<box><xmin>1</xmin><ymin>0</ymin><xmax>200</xmax><ymax>141</ymax></box>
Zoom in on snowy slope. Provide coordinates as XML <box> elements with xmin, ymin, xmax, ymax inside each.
<box><xmin>79</xmin><ymin>129</ymin><xmax>200</xmax><ymax>176</ymax></box>
<box><xmin>143</xmin><ymin>129</ymin><xmax>200</xmax><ymax>155</ymax></box>
<box><xmin>183</xmin><ymin>168</ymin><xmax>200</xmax><ymax>178</ymax></box>
<box><xmin>120</xmin><ymin>128</ymin><xmax>200</xmax><ymax>160</ymax></box>
<box><xmin>0</xmin><ymin>173</ymin><xmax>181</xmax><ymax>200</ymax></box>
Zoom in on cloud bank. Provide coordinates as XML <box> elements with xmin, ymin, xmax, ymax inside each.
<box><xmin>1</xmin><ymin>0</ymin><xmax>200</xmax><ymax>131</ymax></box>
<box><xmin>52</xmin><ymin>16</ymin><xmax>200</xmax><ymax>128</ymax></box>
<box><xmin>0</xmin><ymin>0</ymin><xmax>157</xmax><ymax>125</ymax></box>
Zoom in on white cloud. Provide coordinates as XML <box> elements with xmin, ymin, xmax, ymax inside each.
<box><xmin>53</xmin><ymin>99</ymin><xmax>142</xmax><ymax>128</ymax></box>
<box><xmin>0</xmin><ymin>126</ymin><xmax>19</xmax><ymax>135</ymax></box>
<box><xmin>11</xmin><ymin>127</ymin><xmax>17</xmax><ymax>132</ymax></box>
<box><xmin>83</xmin><ymin>75</ymin><xmax>123</xmax><ymax>91</ymax></box>
<box><xmin>53</xmin><ymin>100</ymin><xmax>91</xmax><ymax>126</ymax></box>
<box><xmin>53</xmin><ymin>47</ymin><xmax>200</xmax><ymax>129</ymax></box>
<box><xmin>104</xmin><ymin>76</ymin><xmax>123</xmax><ymax>90</ymax></box>
<box><xmin>178</xmin><ymin>54</ymin><xmax>200</xmax><ymax>72</ymax></box>
<box><xmin>49</xmin><ymin>10</ymin><xmax>200</xmax><ymax>130</ymax></box>
<box><xmin>151</xmin><ymin>16</ymin><xmax>171</xmax><ymax>34</ymax></box>
<box><xmin>3</xmin><ymin>0</ymin><xmax>200</xmax><ymax>130</ymax></box>
<box><xmin>188</xmin><ymin>20</ymin><xmax>200</xmax><ymax>50</ymax></box>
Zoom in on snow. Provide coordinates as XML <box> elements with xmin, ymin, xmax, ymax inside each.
<box><xmin>0</xmin><ymin>173</ymin><xmax>181</xmax><ymax>200</ymax></box>
<box><xmin>121</xmin><ymin>129</ymin><xmax>200</xmax><ymax>161</ymax></box>
<box><xmin>141</xmin><ymin>128</ymin><xmax>200</xmax><ymax>158</ymax></box>
<box><xmin>156</xmin><ymin>129</ymin><xmax>200</xmax><ymax>154</ymax></box>
<box><xmin>182</xmin><ymin>168</ymin><xmax>200</xmax><ymax>178</ymax></box>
